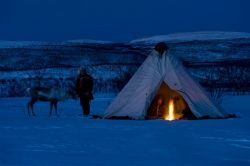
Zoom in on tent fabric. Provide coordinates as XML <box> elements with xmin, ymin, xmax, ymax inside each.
<box><xmin>103</xmin><ymin>50</ymin><xmax>229</xmax><ymax>119</ymax></box>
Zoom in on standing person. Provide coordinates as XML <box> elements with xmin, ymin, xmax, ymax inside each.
<box><xmin>76</xmin><ymin>68</ymin><xmax>94</xmax><ymax>116</ymax></box>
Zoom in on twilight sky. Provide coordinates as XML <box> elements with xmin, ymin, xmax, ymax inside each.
<box><xmin>0</xmin><ymin>0</ymin><xmax>249</xmax><ymax>42</ymax></box>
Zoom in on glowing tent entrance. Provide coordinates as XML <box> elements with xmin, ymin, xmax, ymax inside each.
<box><xmin>147</xmin><ymin>83</ymin><xmax>195</xmax><ymax>120</ymax></box>
<box><xmin>103</xmin><ymin>50</ymin><xmax>229</xmax><ymax>120</ymax></box>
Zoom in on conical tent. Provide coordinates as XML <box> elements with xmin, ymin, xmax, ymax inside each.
<box><xmin>103</xmin><ymin>50</ymin><xmax>229</xmax><ymax>120</ymax></box>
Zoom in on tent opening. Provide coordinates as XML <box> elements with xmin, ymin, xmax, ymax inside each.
<box><xmin>146</xmin><ymin>83</ymin><xmax>196</xmax><ymax>120</ymax></box>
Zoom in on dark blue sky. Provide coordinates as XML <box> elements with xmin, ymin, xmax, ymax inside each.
<box><xmin>0</xmin><ymin>0</ymin><xmax>249</xmax><ymax>42</ymax></box>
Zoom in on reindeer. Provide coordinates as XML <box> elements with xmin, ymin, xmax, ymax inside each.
<box><xmin>27</xmin><ymin>87</ymin><xmax>77</xmax><ymax>116</ymax></box>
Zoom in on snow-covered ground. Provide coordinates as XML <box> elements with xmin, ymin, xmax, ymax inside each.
<box><xmin>0</xmin><ymin>95</ymin><xmax>250</xmax><ymax>166</ymax></box>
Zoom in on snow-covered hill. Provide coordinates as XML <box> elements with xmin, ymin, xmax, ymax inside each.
<box><xmin>131</xmin><ymin>31</ymin><xmax>250</xmax><ymax>62</ymax></box>
<box><xmin>0</xmin><ymin>31</ymin><xmax>250</xmax><ymax>97</ymax></box>
<box><xmin>130</xmin><ymin>31</ymin><xmax>250</xmax><ymax>44</ymax></box>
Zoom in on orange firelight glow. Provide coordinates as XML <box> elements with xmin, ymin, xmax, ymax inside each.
<box><xmin>164</xmin><ymin>99</ymin><xmax>175</xmax><ymax>121</ymax></box>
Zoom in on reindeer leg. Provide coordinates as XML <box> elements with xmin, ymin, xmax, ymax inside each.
<box><xmin>27</xmin><ymin>101</ymin><xmax>31</xmax><ymax>116</ymax></box>
<box><xmin>50</xmin><ymin>102</ymin><xmax>53</xmax><ymax>116</ymax></box>
<box><xmin>55</xmin><ymin>102</ymin><xmax>58</xmax><ymax>116</ymax></box>
<box><xmin>31</xmin><ymin>100</ymin><xmax>36</xmax><ymax>117</ymax></box>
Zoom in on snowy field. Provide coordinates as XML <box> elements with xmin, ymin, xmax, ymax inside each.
<box><xmin>0</xmin><ymin>94</ymin><xmax>250</xmax><ymax>166</ymax></box>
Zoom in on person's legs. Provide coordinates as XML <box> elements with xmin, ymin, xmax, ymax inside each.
<box><xmin>80</xmin><ymin>97</ymin><xmax>85</xmax><ymax>115</ymax></box>
<box><xmin>83</xmin><ymin>99</ymin><xmax>90</xmax><ymax>115</ymax></box>
<box><xmin>80</xmin><ymin>97</ymin><xmax>90</xmax><ymax>116</ymax></box>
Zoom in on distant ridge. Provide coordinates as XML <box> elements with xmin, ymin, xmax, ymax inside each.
<box><xmin>130</xmin><ymin>31</ymin><xmax>250</xmax><ymax>44</ymax></box>
<box><xmin>1</xmin><ymin>31</ymin><xmax>250</xmax><ymax>48</ymax></box>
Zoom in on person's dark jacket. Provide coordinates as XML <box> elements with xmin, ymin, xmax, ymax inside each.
<box><xmin>76</xmin><ymin>74</ymin><xmax>94</xmax><ymax>100</ymax></box>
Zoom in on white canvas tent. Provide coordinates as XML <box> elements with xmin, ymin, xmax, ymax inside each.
<box><xmin>103</xmin><ymin>50</ymin><xmax>229</xmax><ymax>120</ymax></box>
